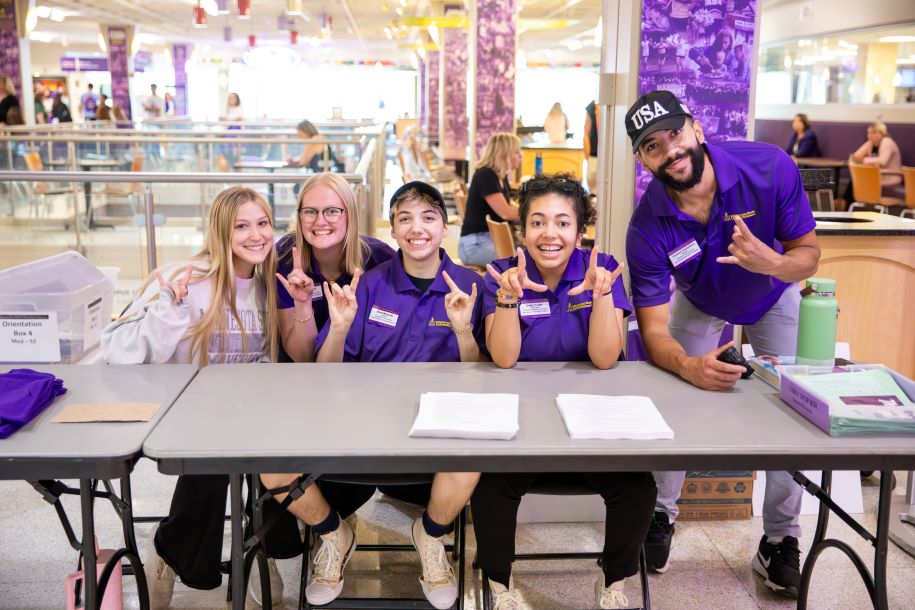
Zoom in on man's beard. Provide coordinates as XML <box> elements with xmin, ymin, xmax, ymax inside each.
<box><xmin>653</xmin><ymin>142</ymin><xmax>706</xmax><ymax>192</ymax></box>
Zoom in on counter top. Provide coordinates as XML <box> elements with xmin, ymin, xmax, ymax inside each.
<box><xmin>814</xmin><ymin>211</ymin><xmax>915</xmax><ymax>236</ymax></box>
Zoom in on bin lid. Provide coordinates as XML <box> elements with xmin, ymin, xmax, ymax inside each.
<box><xmin>0</xmin><ymin>251</ymin><xmax>108</xmax><ymax>295</ymax></box>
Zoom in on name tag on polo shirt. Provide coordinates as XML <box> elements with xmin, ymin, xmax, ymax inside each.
<box><xmin>311</xmin><ymin>285</ymin><xmax>324</xmax><ymax>301</ymax></box>
<box><xmin>667</xmin><ymin>238</ymin><xmax>702</xmax><ymax>269</ymax></box>
<box><xmin>519</xmin><ymin>300</ymin><xmax>551</xmax><ymax>318</ymax></box>
<box><xmin>368</xmin><ymin>305</ymin><xmax>399</xmax><ymax>328</ymax></box>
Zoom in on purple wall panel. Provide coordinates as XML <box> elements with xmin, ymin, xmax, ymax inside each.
<box><xmin>426</xmin><ymin>50</ymin><xmax>440</xmax><ymax>139</ymax></box>
<box><xmin>442</xmin><ymin>26</ymin><xmax>468</xmax><ymax>153</ymax></box>
<box><xmin>419</xmin><ymin>60</ymin><xmax>427</xmax><ymax>127</ymax></box>
<box><xmin>474</xmin><ymin>0</ymin><xmax>516</xmax><ymax>156</ymax></box>
<box><xmin>172</xmin><ymin>44</ymin><xmax>189</xmax><ymax>116</ymax></box>
<box><xmin>107</xmin><ymin>26</ymin><xmax>132</xmax><ymax>119</ymax></box>
<box><xmin>0</xmin><ymin>0</ymin><xmax>22</xmax><ymax>96</ymax></box>
<box><xmin>634</xmin><ymin>0</ymin><xmax>758</xmax><ymax>203</ymax></box>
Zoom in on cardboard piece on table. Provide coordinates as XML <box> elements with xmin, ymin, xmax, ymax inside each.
<box><xmin>51</xmin><ymin>402</ymin><xmax>161</xmax><ymax>423</ymax></box>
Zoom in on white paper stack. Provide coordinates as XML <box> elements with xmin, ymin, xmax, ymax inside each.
<box><xmin>409</xmin><ymin>392</ymin><xmax>519</xmax><ymax>440</ymax></box>
<box><xmin>555</xmin><ymin>394</ymin><xmax>674</xmax><ymax>440</ymax></box>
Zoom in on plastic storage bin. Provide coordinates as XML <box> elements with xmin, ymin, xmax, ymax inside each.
<box><xmin>0</xmin><ymin>251</ymin><xmax>117</xmax><ymax>363</ymax></box>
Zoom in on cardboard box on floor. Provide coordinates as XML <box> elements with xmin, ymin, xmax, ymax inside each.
<box><xmin>677</xmin><ymin>471</ymin><xmax>756</xmax><ymax>520</ymax></box>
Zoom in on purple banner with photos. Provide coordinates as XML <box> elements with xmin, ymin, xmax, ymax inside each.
<box><xmin>634</xmin><ymin>0</ymin><xmax>758</xmax><ymax>203</ymax></box>
<box><xmin>172</xmin><ymin>44</ymin><xmax>188</xmax><ymax>116</ymax></box>
<box><xmin>419</xmin><ymin>60</ymin><xmax>427</xmax><ymax>130</ymax></box>
<box><xmin>442</xmin><ymin>25</ymin><xmax>468</xmax><ymax>158</ymax></box>
<box><xmin>60</xmin><ymin>55</ymin><xmax>109</xmax><ymax>72</ymax></box>
<box><xmin>0</xmin><ymin>0</ymin><xmax>22</xmax><ymax>96</ymax></box>
<box><xmin>106</xmin><ymin>26</ymin><xmax>132</xmax><ymax>119</ymax></box>
<box><xmin>426</xmin><ymin>50</ymin><xmax>440</xmax><ymax>139</ymax></box>
<box><xmin>474</xmin><ymin>0</ymin><xmax>516</xmax><ymax>156</ymax></box>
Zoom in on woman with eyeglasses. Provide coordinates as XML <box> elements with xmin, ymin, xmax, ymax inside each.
<box><xmin>471</xmin><ymin>173</ymin><xmax>657</xmax><ymax>610</ymax></box>
<box><xmin>275</xmin><ymin>173</ymin><xmax>394</xmax><ymax>362</ymax></box>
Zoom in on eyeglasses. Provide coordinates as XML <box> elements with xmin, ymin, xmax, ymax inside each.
<box><xmin>298</xmin><ymin>206</ymin><xmax>346</xmax><ymax>223</ymax></box>
<box><xmin>520</xmin><ymin>177</ymin><xmax>585</xmax><ymax>199</ymax></box>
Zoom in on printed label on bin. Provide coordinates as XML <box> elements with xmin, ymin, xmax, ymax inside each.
<box><xmin>83</xmin><ymin>297</ymin><xmax>104</xmax><ymax>352</ymax></box>
<box><xmin>0</xmin><ymin>312</ymin><xmax>62</xmax><ymax>363</ymax></box>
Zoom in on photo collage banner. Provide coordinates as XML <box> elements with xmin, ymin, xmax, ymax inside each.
<box><xmin>474</xmin><ymin>0</ymin><xmax>516</xmax><ymax>156</ymax></box>
<box><xmin>0</xmin><ymin>0</ymin><xmax>21</xmax><ymax>96</ymax></box>
<box><xmin>426</xmin><ymin>50</ymin><xmax>440</xmax><ymax>139</ymax></box>
<box><xmin>442</xmin><ymin>24</ymin><xmax>468</xmax><ymax>159</ymax></box>
<box><xmin>107</xmin><ymin>26</ymin><xmax>132</xmax><ymax>119</ymax></box>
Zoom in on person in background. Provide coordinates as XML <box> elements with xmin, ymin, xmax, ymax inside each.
<box><xmin>584</xmin><ymin>99</ymin><xmax>599</xmax><ymax>190</ymax></box>
<box><xmin>730</xmin><ymin>43</ymin><xmax>752</xmax><ymax>82</ymax></box>
<box><xmin>289</xmin><ymin>119</ymin><xmax>341</xmax><ymax>174</ymax></box>
<box><xmin>51</xmin><ymin>94</ymin><xmax>73</xmax><ymax>123</ymax></box>
<box><xmin>222</xmin><ymin>92</ymin><xmax>244</xmax><ymax>121</ymax></box>
<box><xmin>80</xmin><ymin>83</ymin><xmax>99</xmax><ymax>121</ymax></box>
<box><xmin>164</xmin><ymin>92</ymin><xmax>175</xmax><ymax>116</ymax></box>
<box><xmin>473</xmin><ymin>173</ymin><xmax>655</xmax><ymax>610</ymax></box>
<box><xmin>0</xmin><ymin>76</ymin><xmax>21</xmax><ymax>126</ymax></box>
<box><xmin>458</xmin><ymin>132</ymin><xmax>522</xmax><ymax>266</ymax></box>
<box><xmin>34</xmin><ymin>92</ymin><xmax>48</xmax><ymax>124</ymax></box>
<box><xmin>785</xmin><ymin>113</ymin><xmax>820</xmax><ymax>159</ymax></box>
<box><xmin>142</xmin><ymin>83</ymin><xmax>165</xmax><ymax>120</ymax></box>
<box><xmin>543</xmin><ymin>102</ymin><xmax>569</xmax><ymax>144</ymax></box>
<box><xmin>688</xmin><ymin>29</ymin><xmax>735</xmax><ymax>75</ymax></box>
<box><xmin>96</xmin><ymin>95</ymin><xmax>112</xmax><ymax>121</ymax></box>
<box><xmin>848</xmin><ymin>121</ymin><xmax>903</xmax><ymax>195</ymax></box>
<box><xmin>4</xmin><ymin>105</ymin><xmax>23</xmax><ymax>126</ymax></box>
<box><xmin>111</xmin><ymin>105</ymin><xmax>128</xmax><ymax>122</ymax></box>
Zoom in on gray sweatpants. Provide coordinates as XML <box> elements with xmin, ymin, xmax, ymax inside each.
<box><xmin>654</xmin><ymin>287</ymin><xmax>803</xmax><ymax>538</ymax></box>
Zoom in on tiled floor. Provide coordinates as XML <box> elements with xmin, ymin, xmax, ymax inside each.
<box><xmin>1</xmin><ymin>467</ymin><xmax>913</xmax><ymax>609</ymax></box>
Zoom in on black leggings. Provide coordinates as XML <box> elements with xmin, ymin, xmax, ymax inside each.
<box><xmin>154</xmin><ymin>474</ymin><xmax>381</xmax><ymax>590</ymax></box>
<box><xmin>470</xmin><ymin>472</ymin><xmax>657</xmax><ymax>587</ymax></box>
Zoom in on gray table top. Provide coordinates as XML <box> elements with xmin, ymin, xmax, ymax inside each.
<box><xmin>144</xmin><ymin>362</ymin><xmax>915</xmax><ymax>476</ymax></box>
<box><xmin>814</xmin><ymin>211</ymin><xmax>915</xmax><ymax>237</ymax></box>
<box><xmin>1</xmin><ymin>364</ymin><xmax>197</xmax><ymax>479</ymax></box>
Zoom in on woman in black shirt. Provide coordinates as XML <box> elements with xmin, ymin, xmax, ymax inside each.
<box><xmin>0</xmin><ymin>77</ymin><xmax>20</xmax><ymax>125</ymax></box>
<box><xmin>458</xmin><ymin>132</ymin><xmax>521</xmax><ymax>266</ymax></box>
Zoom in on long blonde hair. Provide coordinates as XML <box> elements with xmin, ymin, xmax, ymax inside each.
<box><xmin>130</xmin><ymin>187</ymin><xmax>279</xmax><ymax>366</ymax></box>
<box><xmin>475</xmin><ymin>132</ymin><xmax>521</xmax><ymax>179</ymax></box>
<box><xmin>291</xmin><ymin>173</ymin><xmax>368</xmax><ymax>277</ymax></box>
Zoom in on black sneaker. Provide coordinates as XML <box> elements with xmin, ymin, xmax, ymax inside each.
<box><xmin>752</xmin><ymin>535</ymin><xmax>801</xmax><ymax>598</ymax></box>
<box><xmin>644</xmin><ymin>511</ymin><xmax>674</xmax><ymax>573</ymax></box>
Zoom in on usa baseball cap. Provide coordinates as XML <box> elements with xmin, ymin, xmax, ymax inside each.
<box><xmin>625</xmin><ymin>90</ymin><xmax>693</xmax><ymax>153</ymax></box>
<box><xmin>389</xmin><ymin>180</ymin><xmax>447</xmax><ymax>217</ymax></box>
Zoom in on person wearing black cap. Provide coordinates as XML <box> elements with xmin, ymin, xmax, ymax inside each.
<box><xmin>263</xmin><ymin>181</ymin><xmax>483</xmax><ymax>609</ymax></box>
<box><xmin>624</xmin><ymin>90</ymin><xmax>821</xmax><ymax>597</ymax></box>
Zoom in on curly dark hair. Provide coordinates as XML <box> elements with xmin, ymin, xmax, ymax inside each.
<box><xmin>518</xmin><ymin>172</ymin><xmax>596</xmax><ymax>235</ymax></box>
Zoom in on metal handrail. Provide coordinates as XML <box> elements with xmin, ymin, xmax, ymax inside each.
<box><xmin>0</xmin><ymin>134</ymin><xmax>368</xmax><ymax>144</ymax></box>
<box><xmin>0</xmin><ymin>171</ymin><xmax>364</xmax><ymax>183</ymax></box>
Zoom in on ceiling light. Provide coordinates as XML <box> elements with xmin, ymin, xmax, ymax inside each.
<box><xmin>395</xmin><ymin>7</ymin><xmax>403</xmax><ymax>15</ymax></box>
<box><xmin>244</xmin><ymin>45</ymin><xmax>301</xmax><ymax>70</ymax></box>
<box><xmin>427</xmin><ymin>24</ymin><xmax>438</xmax><ymax>45</ymax></box>
<box><xmin>286</xmin><ymin>0</ymin><xmax>303</xmax><ymax>15</ymax></box>
<box><xmin>98</xmin><ymin>32</ymin><xmax>107</xmax><ymax>53</ymax></box>
<box><xmin>593</xmin><ymin>16</ymin><xmax>602</xmax><ymax>47</ymax></box>
<box><xmin>29</xmin><ymin>30</ymin><xmax>55</xmax><ymax>42</ymax></box>
<box><xmin>565</xmin><ymin>40</ymin><xmax>583</xmax><ymax>51</ymax></box>
<box><xmin>879</xmin><ymin>35</ymin><xmax>915</xmax><ymax>43</ymax></box>
<box><xmin>34</xmin><ymin>5</ymin><xmax>51</xmax><ymax>18</ymax></box>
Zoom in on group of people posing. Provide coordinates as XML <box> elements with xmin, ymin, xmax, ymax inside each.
<box><xmin>102</xmin><ymin>89</ymin><xmax>822</xmax><ymax>610</ymax></box>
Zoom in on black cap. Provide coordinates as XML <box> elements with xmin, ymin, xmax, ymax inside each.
<box><xmin>389</xmin><ymin>180</ymin><xmax>447</xmax><ymax>215</ymax></box>
<box><xmin>625</xmin><ymin>90</ymin><xmax>693</xmax><ymax>153</ymax></box>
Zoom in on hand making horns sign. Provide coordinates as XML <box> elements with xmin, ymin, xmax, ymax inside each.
<box><xmin>715</xmin><ymin>214</ymin><xmax>779</xmax><ymax>276</ymax></box>
<box><xmin>157</xmin><ymin>264</ymin><xmax>193</xmax><ymax>304</ymax></box>
<box><xmin>567</xmin><ymin>248</ymin><xmax>626</xmax><ymax>300</ymax></box>
<box><xmin>325</xmin><ymin>268</ymin><xmax>362</xmax><ymax>328</ymax></box>
<box><xmin>486</xmin><ymin>247</ymin><xmax>548</xmax><ymax>299</ymax></box>
<box><xmin>275</xmin><ymin>246</ymin><xmax>316</xmax><ymax>304</ymax></box>
<box><xmin>442</xmin><ymin>270</ymin><xmax>478</xmax><ymax>332</ymax></box>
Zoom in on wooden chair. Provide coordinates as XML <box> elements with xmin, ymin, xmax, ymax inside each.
<box><xmin>902</xmin><ymin>166</ymin><xmax>915</xmax><ymax>219</ymax></box>
<box><xmin>847</xmin><ymin>164</ymin><xmax>904</xmax><ymax>214</ymax></box>
<box><xmin>486</xmin><ymin>214</ymin><xmax>515</xmax><ymax>259</ymax></box>
<box><xmin>452</xmin><ymin>181</ymin><xmax>468</xmax><ymax>224</ymax></box>
<box><xmin>23</xmin><ymin>151</ymin><xmax>72</xmax><ymax>221</ymax></box>
<box><xmin>101</xmin><ymin>155</ymin><xmax>145</xmax><ymax>220</ymax></box>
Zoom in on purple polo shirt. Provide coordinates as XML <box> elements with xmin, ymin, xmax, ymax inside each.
<box><xmin>314</xmin><ymin>249</ymin><xmax>484</xmax><ymax>362</ymax></box>
<box><xmin>482</xmin><ymin>248</ymin><xmax>631</xmax><ymax>362</ymax></box>
<box><xmin>626</xmin><ymin>141</ymin><xmax>815</xmax><ymax>325</ymax></box>
<box><xmin>276</xmin><ymin>234</ymin><xmax>395</xmax><ymax>332</ymax></box>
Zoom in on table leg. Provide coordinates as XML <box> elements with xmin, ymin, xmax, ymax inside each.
<box><xmin>889</xmin><ymin>471</ymin><xmax>915</xmax><ymax>557</ymax></box>
<box><xmin>873</xmin><ymin>471</ymin><xmax>892</xmax><ymax>610</ymax></box>
<box><xmin>119</xmin><ymin>475</ymin><xmax>150</xmax><ymax>610</ymax></box>
<box><xmin>80</xmin><ymin>479</ymin><xmax>99</xmax><ymax>610</ymax></box>
<box><xmin>230</xmin><ymin>474</ymin><xmax>246</xmax><ymax>610</ymax></box>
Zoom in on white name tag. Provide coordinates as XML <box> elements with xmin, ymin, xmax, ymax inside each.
<box><xmin>668</xmin><ymin>239</ymin><xmax>702</xmax><ymax>268</ymax></box>
<box><xmin>368</xmin><ymin>306</ymin><xmax>399</xmax><ymax>328</ymax></box>
<box><xmin>0</xmin><ymin>312</ymin><xmax>62</xmax><ymax>363</ymax></box>
<box><xmin>519</xmin><ymin>300</ymin><xmax>551</xmax><ymax>318</ymax></box>
<box><xmin>311</xmin><ymin>285</ymin><xmax>324</xmax><ymax>301</ymax></box>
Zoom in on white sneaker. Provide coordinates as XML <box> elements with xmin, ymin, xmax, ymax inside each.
<box><xmin>595</xmin><ymin>573</ymin><xmax>629</xmax><ymax>609</ymax></box>
<box><xmin>143</xmin><ymin>527</ymin><xmax>175</xmax><ymax>610</ymax></box>
<box><xmin>411</xmin><ymin>517</ymin><xmax>458</xmax><ymax>609</ymax></box>
<box><xmin>248</xmin><ymin>556</ymin><xmax>284</xmax><ymax>607</ymax></box>
<box><xmin>305</xmin><ymin>517</ymin><xmax>356</xmax><ymax>605</ymax></box>
<box><xmin>489</xmin><ymin>578</ymin><xmax>529</xmax><ymax>610</ymax></box>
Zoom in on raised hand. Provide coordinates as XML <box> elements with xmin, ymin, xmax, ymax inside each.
<box><xmin>568</xmin><ymin>248</ymin><xmax>625</xmax><ymax>300</ymax></box>
<box><xmin>442</xmin><ymin>271</ymin><xmax>478</xmax><ymax>332</ymax></box>
<box><xmin>715</xmin><ymin>215</ymin><xmax>780</xmax><ymax>276</ymax></box>
<box><xmin>485</xmin><ymin>247</ymin><xmax>548</xmax><ymax>299</ymax></box>
<box><xmin>275</xmin><ymin>246</ymin><xmax>315</xmax><ymax>304</ymax></box>
<box><xmin>325</xmin><ymin>268</ymin><xmax>361</xmax><ymax>329</ymax></box>
<box><xmin>157</xmin><ymin>264</ymin><xmax>193</xmax><ymax>304</ymax></box>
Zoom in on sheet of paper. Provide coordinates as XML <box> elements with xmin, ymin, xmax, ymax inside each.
<box><xmin>409</xmin><ymin>392</ymin><xmax>518</xmax><ymax>440</ymax></box>
<box><xmin>796</xmin><ymin>369</ymin><xmax>913</xmax><ymax>407</ymax></box>
<box><xmin>51</xmin><ymin>402</ymin><xmax>160</xmax><ymax>423</ymax></box>
<box><xmin>556</xmin><ymin>394</ymin><xmax>674</xmax><ymax>440</ymax></box>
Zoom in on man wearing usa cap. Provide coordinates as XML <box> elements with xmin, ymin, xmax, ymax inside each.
<box><xmin>624</xmin><ymin>90</ymin><xmax>821</xmax><ymax>597</ymax></box>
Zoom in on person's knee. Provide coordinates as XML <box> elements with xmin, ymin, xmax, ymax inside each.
<box><xmin>260</xmin><ymin>472</ymin><xmax>300</xmax><ymax>491</ymax></box>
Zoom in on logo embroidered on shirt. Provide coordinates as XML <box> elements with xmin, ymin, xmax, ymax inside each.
<box><xmin>723</xmin><ymin>210</ymin><xmax>756</xmax><ymax>222</ymax></box>
<box><xmin>568</xmin><ymin>301</ymin><xmax>593</xmax><ymax>312</ymax></box>
<box><xmin>428</xmin><ymin>317</ymin><xmax>453</xmax><ymax>328</ymax></box>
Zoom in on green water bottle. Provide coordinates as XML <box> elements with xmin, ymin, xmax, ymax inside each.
<box><xmin>795</xmin><ymin>277</ymin><xmax>838</xmax><ymax>366</ymax></box>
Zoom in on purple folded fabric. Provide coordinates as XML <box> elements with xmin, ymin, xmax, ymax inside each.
<box><xmin>0</xmin><ymin>368</ymin><xmax>67</xmax><ymax>439</ymax></box>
